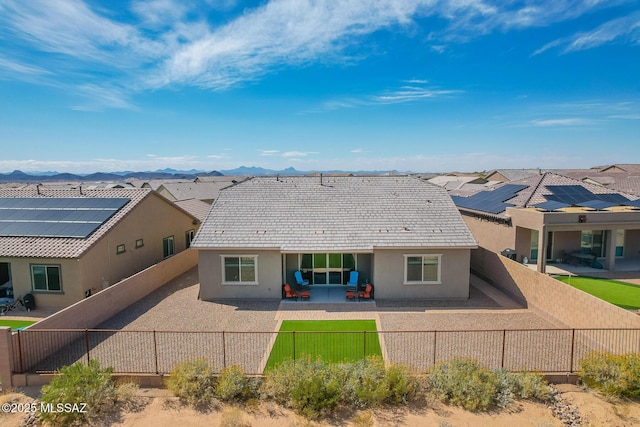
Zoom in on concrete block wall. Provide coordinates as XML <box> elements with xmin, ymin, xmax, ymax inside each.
<box><xmin>0</xmin><ymin>327</ymin><xmax>13</xmax><ymax>391</ymax></box>
<box><xmin>472</xmin><ymin>247</ymin><xmax>640</xmax><ymax>329</ymax></box>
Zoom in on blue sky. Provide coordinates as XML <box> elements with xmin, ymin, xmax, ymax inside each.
<box><xmin>0</xmin><ymin>0</ymin><xmax>639</xmax><ymax>174</ymax></box>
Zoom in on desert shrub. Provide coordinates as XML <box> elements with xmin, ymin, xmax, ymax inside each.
<box><xmin>215</xmin><ymin>365</ymin><xmax>249</xmax><ymax>402</ymax></box>
<box><xmin>39</xmin><ymin>359</ymin><xmax>117</xmax><ymax>425</ymax></box>
<box><xmin>427</xmin><ymin>358</ymin><xmax>498</xmax><ymax>411</ymax></box>
<box><xmin>342</xmin><ymin>356</ymin><xmax>388</xmax><ymax>408</ymax></box>
<box><xmin>579</xmin><ymin>352</ymin><xmax>640</xmax><ymax>398</ymax></box>
<box><xmin>384</xmin><ymin>363</ymin><xmax>421</xmax><ymax>404</ymax></box>
<box><xmin>262</xmin><ymin>357</ymin><xmax>342</xmax><ymax>419</ymax></box>
<box><xmin>513</xmin><ymin>371</ymin><xmax>551</xmax><ymax>401</ymax></box>
<box><xmin>494</xmin><ymin>369</ymin><xmax>550</xmax><ymax>408</ymax></box>
<box><xmin>289</xmin><ymin>358</ymin><xmax>343</xmax><ymax>419</ymax></box>
<box><xmin>494</xmin><ymin>369</ymin><xmax>517</xmax><ymax>408</ymax></box>
<box><xmin>165</xmin><ymin>358</ymin><xmax>216</xmax><ymax>407</ymax></box>
<box><xmin>352</xmin><ymin>410</ymin><xmax>375</xmax><ymax>427</ymax></box>
<box><xmin>261</xmin><ymin>358</ymin><xmax>300</xmax><ymax>405</ymax></box>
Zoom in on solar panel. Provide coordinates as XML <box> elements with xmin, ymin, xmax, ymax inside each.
<box><xmin>533</xmin><ymin>201</ymin><xmax>571</xmax><ymax>211</ymax></box>
<box><xmin>544</xmin><ymin>185</ymin><xmax>632</xmax><ymax>210</ymax></box>
<box><xmin>453</xmin><ymin>184</ymin><xmax>528</xmax><ymax>214</ymax></box>
<box><xmin>0</xmin><ymin>198</ymin><xmax>130</xmax><ymax>238</ymax></box>
<box><xmin>577</xmin><ymin>200</ymin><xmax>618</xmax><ymax>210</ymax></box>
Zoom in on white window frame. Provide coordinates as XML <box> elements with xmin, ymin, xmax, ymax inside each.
<box><xmin>403</xmin><ymin>254</ymin><xmax>442</xmax><ymax>285</ymax></box>
<box><xmin>220</xmin><ymin>255</ymin><xmax>259</xmax><ymax>285</ymax></box>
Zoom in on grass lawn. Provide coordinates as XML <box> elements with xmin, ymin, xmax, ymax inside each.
<box><xmin>0</xmin><ymin>319</ymin><xmax>36</xmax><ymax>330</ymax></box>
<box><xmin>556</xmin><ymin>276</ymin><xmax>640</xmax><ymax>310</ymax></box>
<box><xmin>265</xmin><ymin>320</ymin><xmax>382</xmax><ymax>370</ymax></box>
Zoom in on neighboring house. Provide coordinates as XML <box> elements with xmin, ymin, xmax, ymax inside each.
<box><xmin>483</xmin><ymin>169</ymin><xmax>543</xmax><ymax>183</ymax></box>
<box><xmin>156</xmin><ymin>181</ymin><xmax>237</xmax><ymax>204</ymax></box>
<box><xmin>192</xmin><ymin>176</ymin><xmax>477</xmax><ymax>300</ymax></box>
<box><xmin>0</xmin><ymin>187</ymin><xmax>199</xmax><ymax>309</ymax></box>
<box><xmin>174</xmin><ymin>198</ymin><xmax>212</xmax><ymax>224</ymax></box>
<box><xmin>452</xmin><ymin>173</ymin><xmax>640</xmax><ymax>273</ymax></box>
<box><xmin>427</xmin><ymin>174</ymin><xmax>487</xmax><ymax>191</ymax></box>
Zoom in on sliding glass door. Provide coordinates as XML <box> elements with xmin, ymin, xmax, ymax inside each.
<box><xmin>300</xmin><ymin>253</ymin><xmax>356</xmax><ymax>285</ymax></box>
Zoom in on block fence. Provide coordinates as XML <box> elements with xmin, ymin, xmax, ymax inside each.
<box><xmin>471</xmin><ymin>247</ymin><xmax>640</xmax><ymax>329</ymax></box>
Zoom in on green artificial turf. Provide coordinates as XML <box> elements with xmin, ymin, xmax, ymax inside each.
<box><xmin>0</xmin><ymin>319</ymin><xmax>36</xmax><ymax>330</ymax></box>
<box><xmin>556</xmin><ymin>276</ymin><xmax>640</xmax><ymax>310</ymax></box>
<box><xmin>265</xmin><ymin>320</ymin><xmax>382</xmax><ymax>370</ymax></box>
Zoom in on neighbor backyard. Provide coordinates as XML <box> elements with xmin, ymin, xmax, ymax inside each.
<box><xmin>555</xmin><ymin>275</ymin><xmax>640</xmax><ymax>310</ymax></box>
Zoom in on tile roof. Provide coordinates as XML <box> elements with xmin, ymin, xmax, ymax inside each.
<box><xmin>174</xmin><ymin>198</ymin><xmax>212</xmax><ymax>222</ymax></box>
<box><xmin>0</xmin><ymin>187</ymin><xmax>152</xmax><ymax>258</ymax></box>
<box><xmin>159</xmin><ymin>181</ymin><xmax>235</xmax><ymax>201</ymax></box>
<box><xmin>192</xmin><ymin>176</ymin><xmax>477</xmax><ymax>251</ymax></box>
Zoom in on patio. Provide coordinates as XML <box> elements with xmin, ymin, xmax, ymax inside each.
<box><xmin>530</xmin><ymin>259</ymin><xmax>640</xmax><ymax>280</ymax></box>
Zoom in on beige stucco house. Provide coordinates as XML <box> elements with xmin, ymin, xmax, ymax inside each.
<box><xmin>453</xmin><ymin>172</ymin><xmax>640</xmax><ymax>273</ymax></box>
<box><xmin>192</xmin><ymin>176</ymin><xmax>477</xmax><ymax>301</ymax></box>
<box><xmin>0</xmin><ymin>187</ymin><xmax>199</xmax><ymax>309</ymax></box>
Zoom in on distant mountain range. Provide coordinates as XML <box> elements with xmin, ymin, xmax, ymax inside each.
<box><xmin>0</xmin><ymin>169</ymin><xmax>224</xmax><ymax>183</ymax></box>
<box><xmin>0</xmin><ymin>166</ymin><xmax>406</xmax><ymax>183</ymax></box>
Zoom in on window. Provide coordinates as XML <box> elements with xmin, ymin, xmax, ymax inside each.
<box><xmin>31</xmin><ymin>265</ymin><xmax>62</xmax><ymax>292</ymax></box>
<box><xmin>163</xmin><ymin>236</ymin><xmax>175</xmax><ymax>258</ymax></box>
<box><xmin>135</xmin><ymin>238</ymin><xmax>144</xmax><ymax>248</ymax></box>
<box><xmin>404</xmin><ymin>255</ymin><xmax>441</xmax><ymax>284</ymax></box>
<box><xmin>185</xmin><ymin>229</ymin><xmax>195</xmax><ymax>248</ymax></box>
<box><xmin>616</xmin><ymin>230</ymin><xmax>625</xmax><ymax>257</ymax></box>
<box><xmin>221</xmin><ymin>255</ymin><xmax>258</xmax><ymax>284</ymax></box>
<box><xmin>116</xmin><ymin>244</ymin><xmax>126</xmax><ymax>254</ymax></box>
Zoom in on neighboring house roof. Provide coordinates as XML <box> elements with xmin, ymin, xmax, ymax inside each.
<box><xmin>599</xmin><ymin>164</ymin><xmax>640</xmax><ymax>173</ymax></box>
<box><xmin>484</xmin><ymin>169</ymin><xmax>542</xmax><ymax>182</ymax></box>
<box><xmin>157</xmin><ymin>181</ymin><xmax>236</xmax><ymax>202</ymax></box>
<box><xmin>174</xmin><ymin>198</ymin><xmax>211</xmax><ymax>222</ymax></box>
<box><xmin>610</xmin><ymin>175</ymin><xmax>640</xmax><ymax>197</ymax></box>
<box><xmin>195</xmin><ymin>175</ymin><xmax>249</xmax><ymax>184</ymax></box>
<box><xmin>0</xmin><ymin>188</ymin><xmax>153</xmax><ymax>258</ymax></box>
<box><xmin>453</xmin><ymin>173</ymin><xmax>640</xmax><ymax>217</ymax></box>
<box><xmin>428</xmin><ymin>175</ymin><xmax>486</xmax><ymax>190</ymax></box>
<box><xmin>192</xmin><ymin>176</ymin><xmax>477</xmax><ymax>252</ymax></box>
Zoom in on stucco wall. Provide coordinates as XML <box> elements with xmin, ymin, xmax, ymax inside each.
<box><xmin>373</xmin><ymin>249</ymin><xmax>470</xmax><ymax>299</ymax></box>
<box><xmin>2</xmin><ymin>257</ymin><xmax>81</xmax><ymax>308</ymax></box>
<box><xmin>198</xmin><ymin>249</ymin><xmax>282</xmax><ymax>300</ymax></box>
<box><xmin>79</xmin><ymin>193</ymin><xmax>198</xmax><ymax>297</ymax></box>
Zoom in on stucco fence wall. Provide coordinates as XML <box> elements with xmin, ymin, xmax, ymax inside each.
<box><xmin>471</xmin><ymin>247</ymin><xmax>640</xmax><ymax>330</ymax></box>
<box><xmin>0</xmin><ymin>248</ymin><xmax>197</xmax><ymax>389</ymax></box>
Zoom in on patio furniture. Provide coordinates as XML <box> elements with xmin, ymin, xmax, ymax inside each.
<box><xmin>346</xmin><ymin>290</ymin><xmax>356</xmax><ymax>300</ymax></box>
<box><xmin>346</xmin><ymin>271</ymin><xmax>359</xmax><ymax>288</ymax></box>
<box><xmin>358</xmin><ymin>284</ymin><xmax>373</xmax><ymax>300</ymax></box>
<box><xmin>300</xmin><ymin>290</ymin><xmax>311</xmax><ymax>300</ymax></box>
<box><xmin>294</xmin><ymin>270</ymin><xmax>309</xmax><ymax>286</ymax></box>
<box><xmin>571</xmin><ymin>252</ymin><xmax>596</xmax><ymax>266</ymax></box>
<box><xmin>283</xmin><ymin>284</ymin><xmax>298</xmax><ymax>300</ymax></box>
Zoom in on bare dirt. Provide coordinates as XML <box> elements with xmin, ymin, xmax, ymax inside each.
<box><xmin>2</xmin><ymin>384</ymin><xmax>640</xmax><ymax>426</ymax></box>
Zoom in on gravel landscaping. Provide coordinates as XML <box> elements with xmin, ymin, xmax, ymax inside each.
<box><xmin>19</xmin><ymin>268</ymin><xmax>594</xmax><ymax>375</ymax></box>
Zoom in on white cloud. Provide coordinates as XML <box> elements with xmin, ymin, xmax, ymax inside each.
<box><xmin>531</xmin><ymin>118</ymin><xmax>595</xmax><ymax>127</ymax></box>
<box><xmin>0</xmin><ymin>0</ymin><xmax>634</xmax><ymax>106</ymax></box>
<box><xmin>351</xmin><ymin>149</ymin><xmax>364</xmax><ymax>153</ymax></box>
<box><xmin>282</xmin><ymin>151</ymin><xmax>316</xmax><ymax>158</ymax></box>
<box><xmin>259</xmin><ymin>150</ymin><xmax>280</xmax><ymax>156</ymax></box>
<box><xmin>533</xmin><ymin>10</ymin><xmax>640</xmax><ymax>55</ymax></box>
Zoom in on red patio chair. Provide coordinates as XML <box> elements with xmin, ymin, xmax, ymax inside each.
<box><xmin>358</xmin><ymin>284</ymin><xmax>372</xmax><ymax>300</ymax></box>
<box><xmin>300</xmin><ymin>290</ymin><xmax>311</xmax><ymax>300</ymax></box>
<box><xmin>283</xmin><ymin>284</ymin><xmax>298</xmax><ymax>300</ymax></box>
